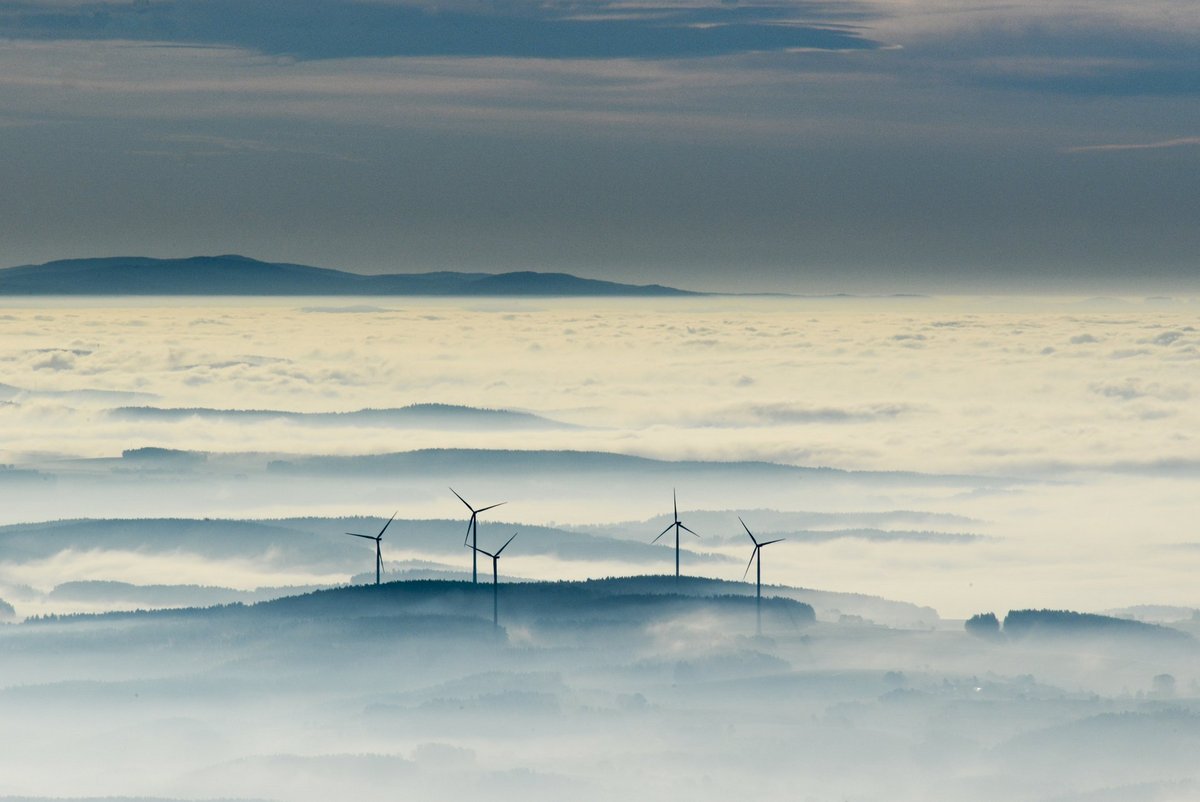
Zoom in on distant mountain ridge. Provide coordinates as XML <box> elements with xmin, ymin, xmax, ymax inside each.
<box><xmin>109</xmin><ymin>403</ymin><xmax>576</xmax><ymax>430</ymax></box>
<box><xmin>0</xmin><ymin>254</ymin><xmax>697</xmax><ymax>296</ymax></box>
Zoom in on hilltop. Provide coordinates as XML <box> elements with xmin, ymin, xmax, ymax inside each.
<box><xmin>27</xmin><ymin>575</ymin><xmax>818</xmax><ymax>635</ymax></box>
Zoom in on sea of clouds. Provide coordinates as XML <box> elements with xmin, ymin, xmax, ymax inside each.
<box><xmin>1</xmin><ymin>295</ymin><xmax>1198</xmax><ymax>618</ymax></box>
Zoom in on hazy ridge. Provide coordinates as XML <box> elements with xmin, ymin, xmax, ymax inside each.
<box><xmin>0</xmin><ymin>255</ymin><xmax>696</xmax><ymax>296</ymax></box>
<box><xmin>109</xmin><ymin>404</ymin><xmax>575</xmax><ymax>430</ymax></box>
<box><xmin>0</xmin><ymin>516</ymin><xmax>944</xmax><ymax>626</ymax></box>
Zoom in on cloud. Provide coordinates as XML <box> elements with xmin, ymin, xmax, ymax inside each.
<box><xmin>1</xmin><ymin>296</ymin><xmax>1199</xmax><ymax>655</ymax></box>
<box><xmin>1090</xmin><ymin>379</ymin><xmax>1190</xmax><ymax>402</ymax></box>
<box><xmin>1066</xmin><ymin>136</ymin><xmax>1200</xmax><ymax>153</ymax></box>
<box><xmin>0</xmin><ymin>547</ymin><xmax>347</xmax><ymax>595</ymax></box>
<box><xmin>31</xmin><ymin>352</ymin><xmax>77</xmax><ymax>371</ymax></box>
<box><xmin>1092</xmin><ymin>380</ymin><xmax>1146</xmax><ymax>401</ymax></box>
<box><xmin>3</xmin><ymin>295</ymin><xmax>1200</xmax><ymax>483</ymax></box>
<box><xmin>301</xmin><ymin>305</ymin><xmax>394</xmax><ymax>314</ymax></box>
<box><xmin>712</xmin><ymin>527</ymin><xmax>988</xmax><ymax>544</ymax></box>
<box><xmin>1110</xmin><ymin>348</ymin><xmax>1152</xmax><ymax>359</ymax></box>
<box><xmin>1146</xmin><ymin>330</ymin><xmax>1187</xmax><ymax>346</ymax></box>
<box><xmin>0</xmin><ymin>0</ymin><xmax>880</xmax><ymax>60</ymax></box>
<box><xmin>721</xmin><ymin>403</ymin><xmax>918</xmax><ymax>425</ymax></box>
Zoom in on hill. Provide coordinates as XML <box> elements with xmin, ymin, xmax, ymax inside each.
<box><xmin>27</xmin><ymin>576</ymin><xmax>817</xmax><ymax>636</ymax></box>
<box><xmin>260</xmin><ymin>447</ymin><xmax>991</xmax><ymax>487</ymax></box>
<box><xmin>1002</xmin><ymin>609</ymin><xmax>1193</xmax><ymax>643</ymax></box>
<box><xmin>108</xmin><ymin>403</ymin><xmax>574</xmax><ymax>430</ymax></box>
<box><xmin>0</xmin><ymin>255</ymin><xmax>696</xmax><ymax>296</ymax></box>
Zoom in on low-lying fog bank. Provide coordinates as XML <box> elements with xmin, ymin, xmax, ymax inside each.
<box><xmin>1</xmin><ymin>578</ymin><xmax>1198</xmax><ymax>801</ymax></box>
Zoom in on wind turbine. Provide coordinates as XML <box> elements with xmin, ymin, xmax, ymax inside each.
<box><xmin>345</xmin><ymin>511</ymin><xmax>396</xmax><ymax>586</ymax></box>
<box><xmin>740</xmin><ymin>516</ymin><xmax>784</xmax><ymax>634</ymax></box>
<box><xmin>650</xmin><ymin>489</ymin><xmax>699</xmax><ymax>578</ymax></box>
<box><xmin>450</xmin><ymin>488</ymin><xmax>505</xmax><ymax>584</ymax></box>
<box><xmin>467</xmin><ymin>532</ymin><xmax>517</xmax><ymax>627</ymax></box>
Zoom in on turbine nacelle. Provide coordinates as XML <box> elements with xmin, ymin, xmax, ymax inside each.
<box><xmin>739</xmin><ymin>516</ymin><xmax>784</xmax><ymax>580</ymax></box>
<box><xmin>466</xmin><ymin>532</ymin><xmax>517</xmax><ymax>564</ymax></box>
<box><xmin>650</xmin><ymin>489</ymin><xmax>700</xmax><ymax>577</ymax></box>
<box><xmin>345</xmin><ymin>511</ymin><xmax>396</xmax><ymax>586</ymax></box>
<box><xmin>451</xmin><ymin>488</ymin><xmax>506</xmax><ymax>584</ymax></box>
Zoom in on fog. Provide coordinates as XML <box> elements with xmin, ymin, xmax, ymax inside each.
<box><xmin>3</xmin><ymin>295</ymin><xmax>1199</xmax><ymax>475</ymax></box>
<box><xmin>1</xmin><ymin>296</ymin><xmax>1198</xmax><ymax>617</ymax></box>
<box><xmin>2</xmin><ymin>580</ymin><xmax>1198</xmax><ymax>801</ymax></box>
<box><xmin>1</xmin><ymin>295</ymin><xmax>1198</xmax><ymax>800</ymax></box>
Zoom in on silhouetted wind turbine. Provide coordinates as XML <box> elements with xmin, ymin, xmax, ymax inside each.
<box><xmin>451</xmin><ymin>488</ymin><xmax>505</xmax><ymax>584</ymax></box>
<box><xmin>650</xmin><ymin>489</ymin><xmax>699</xmax><ymax>578</ymax></box>
<box><xmin>467</xmin><ymin>532</ymin><xmax>516</xmax><ymax>627</ymax></box>
<box><xmin>345</xmin><ymin>511</ymin><xmax>396</xmax><ymax>586</ymax></box>
<box><xmin>740</xmin><ymin>516</ymin><xmax>784</xmax><ymax>634</ymax></box>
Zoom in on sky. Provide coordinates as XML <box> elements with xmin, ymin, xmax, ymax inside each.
<box><xmin>0</xmin><ymin>0</ymin><xmax>1198</xmax><ymax>292</ymax></box>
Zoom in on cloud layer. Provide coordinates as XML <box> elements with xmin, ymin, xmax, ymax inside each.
<box><xmin>3</xmin><ymin>296</ymin><xmax>1200</xmax><ymax>474</ymax></box>
<box><xmin>1</xmin><ymin>296</ymin><xmax>1199</xmax><ymax>618</ymax></box>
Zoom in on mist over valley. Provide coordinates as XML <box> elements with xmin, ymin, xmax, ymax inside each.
<box><xmin>1</xmin><ymin>295</ymin><xmax>1198</xmax><ymax>800</ymax></box>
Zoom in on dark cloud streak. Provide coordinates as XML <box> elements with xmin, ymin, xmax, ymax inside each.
<box><xmin>0</xmin><ymin>0</ymin><xmax>878</xmax><ymax>59</ymax></box>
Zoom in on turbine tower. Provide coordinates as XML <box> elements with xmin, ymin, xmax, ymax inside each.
<box><xmin>451</xmin><ymin>488</ymin><xmax>505</xmax><ymax>584</ymax></box>
<box><xmin>740</xmin><ymin>516</ymin><xmax>784</xmax><ymax>634</ymax></box>
<box><xmin>650</xmin><ymin>489</ymin><xmax>699</xmax><ymax>578</ymax></box>
<box><xmin>345</xmin><ymin>511</ymin><xmax>396</xmax><ymax>586</ymax></box>
<box><xmin>467</xmin><ymin>533</ymin><xmax>517</xmax><ymax>627</ymax></box>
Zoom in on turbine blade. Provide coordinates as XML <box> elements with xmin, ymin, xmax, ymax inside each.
<box><xmin>739</xmin><ymin>516</ymin><xmax>758</xmax><ymax>546</ymax></box>
<box><xmin>476</xmin><ymin>502</ymin><xmax>506</xmax><ymax>514</ymax></box>
<box><xmin>657</xmin><ymin>523</ymin><xmax>674</xmax><ymax>537</ymax></box>
<box><xmin>742</xmin><ymin>547</ymin><xmax>759</xmax><ymax>580</ymax></box>
<box><xmin>760</xmin><ymin>538</ymin><xmax>785</xmax><ymax>547</ymax></box>
<box><xmin>346</xmin><ymin>532</ymin><xmax>375</xmax><ymax>540</ymax></box>
<box><xmin>496</xmin><ymin>532</ymin><xmax>517</xmax><ymax>556</ymax></box>
<box><xmin>679</xmin><ymin>523</ymin><xmax>701</xmax><ymax>538</ymax></box>
<box><xmin>376</xmin><ymin>511</ymin><xmax>397</xmax><ymax>539</ymax></box>
<box><xmin>464</xmin><ymin>514</ymin><xmax>475</xmax><ymax>546</ymax></box>
<box><xmin>449</xmin><ymin>487</ymin><xmax>473</xmax><ymax>511</ymax></box>
<box><xmin>673</xmin><ymin>488</ymin><xmax>678</xmax><ymax>520</ymax></box>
